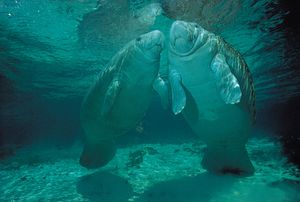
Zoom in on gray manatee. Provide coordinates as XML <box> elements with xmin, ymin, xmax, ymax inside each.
<box><xmin>168</xmin><ymin>21</ymin><xmax>255</xmax><ymax>175</ymax></box>
<box><xmin>80</xmin><ymin>30</ymin><xmax>165</xmax><ymax>169</ymax></box>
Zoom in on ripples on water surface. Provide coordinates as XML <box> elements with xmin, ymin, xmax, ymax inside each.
<box><xmin>1</xmin><ymin>0</ymin><xmax>299</xmax><ymax>100</ymax></box>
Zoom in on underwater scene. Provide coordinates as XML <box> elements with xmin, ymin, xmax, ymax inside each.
<box><xmin>0</xmin><ymin>0</ymin><xmax>300</xmax><ymax>201</ymax></box>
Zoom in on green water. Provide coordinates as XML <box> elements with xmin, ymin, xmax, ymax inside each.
<box><xmin>0</xmin><ymin>0</ymin><xmax>300</xmax><ymax>201</ymax></box>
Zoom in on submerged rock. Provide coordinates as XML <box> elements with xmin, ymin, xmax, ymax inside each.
<box><xmin>127</xmin><ymin>150</ymin><xmax>146</xmax><ymax>168</ymax></box>
<box><xmin>127</xmin><ymin>146</ymin><xmax>159</xmax><ymax>167</ymax></box>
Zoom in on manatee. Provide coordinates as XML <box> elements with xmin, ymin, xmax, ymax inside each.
<box><xmin>80</xmin><ymin>30</ymin><xmax>165</xmax><ymax>169</ymax></box>
<box><xmin>168</xmin><ymin>21</ymin><xmax>255</xmax><ymax>175</ymax></box>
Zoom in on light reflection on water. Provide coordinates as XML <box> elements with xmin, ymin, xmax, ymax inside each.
<box><xmin>0</xmin><ymin>0</ymin><xmax>298</xmax><ymax>102</ymax></box>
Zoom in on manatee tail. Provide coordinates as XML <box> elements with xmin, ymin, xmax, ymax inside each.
<box><xmin>201</xmin><ymin>143</ymin><xmax>254</xmax><ymax>176</ymax></box>
<box><xmin>80</xmin><ymin>140</ymin><xmax>116</xmax><ymax>169</ymax></box>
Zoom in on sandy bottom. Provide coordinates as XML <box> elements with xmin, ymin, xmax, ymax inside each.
<box><xmin>0</xmin><ymin>131</ymin><xmax>299</xmax><ymax>202</ymax></box>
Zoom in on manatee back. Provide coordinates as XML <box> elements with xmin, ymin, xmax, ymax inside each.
<box><xmin>81</xmin><ymin>43</ymin><xmax>133</xmax><ymax>111</ymax></box>
<box><xmin>79</xmin><ymin>45</ymin><xmax>137</xmax><ymax>169</ymax></box>
<box><xmin>217</xmin><ymin>37</ymin><xmax>256</xmax><ymax>122</ymax></box>
<box><xmin>80</xmin><ymin>48</ymin><xmax>129</xmax><ymax>140</ymax></box>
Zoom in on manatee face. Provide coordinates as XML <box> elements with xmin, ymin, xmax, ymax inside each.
<box><xmin>169</xmin><ymin>21</ymin><xmax>208</xmax><ymax>56</ymax></box>
<box><xmin>135</xmin><ymin>30</ymin><xmax>165</xmax><ymax>61</ymax></box>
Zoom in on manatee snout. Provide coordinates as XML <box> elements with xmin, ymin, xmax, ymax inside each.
<box><xmin>142</xmin><ymin>30</ymin><xmax>165</xmax><ymax>50</ymax></box>
<box><xmin>170</xmin><ymin>21</ymin><xmax>193</xmax><ymax>53</ymax></box>
<box><xmin>170</xmin><ymin>21</ymin><xmax>208</xmax><ymax>54</ymax></box>
<box><xmin>137</xmin><ymin>30</ymin><xmax>165</xmax><ymax>60</ymax></box>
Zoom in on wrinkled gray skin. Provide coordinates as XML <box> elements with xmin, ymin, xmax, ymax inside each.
<box><xmin>80</xmin><ymin>30</ymin><xmax>164</xmax><ymax>169</ymax></box>
<box><xmin>168</xmin><ymin>21</ymin><xmax>255</xmax><ymax>175</ymax></box>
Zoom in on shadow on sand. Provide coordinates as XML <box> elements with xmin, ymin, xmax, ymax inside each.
<box><xmin>77</xmin><ymin>171</ymin><xmax>133</xmax><ymax>202</ymax></box>
<box><xmin>77</xmin><ymin>170</ymin><xmax>238</xmax><ymax>202</ymax></box>
<box><xmin>136</xmin><ymin>172</ymin><xmax>237</xmax><ymax>202</ymax></box>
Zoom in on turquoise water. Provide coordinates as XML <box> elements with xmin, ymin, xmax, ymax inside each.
<box><xmin>0</xmin><ymin>0</ymin><xmax>300</xmax><ymax>201</ymax></box>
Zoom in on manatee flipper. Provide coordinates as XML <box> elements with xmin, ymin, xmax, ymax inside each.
<box><xmin>201</xmin><ymin>143</ymin><xmax>254</xmax><ymax>176</ymax></box>
<box><xmin>181</xmin><ymin>86</ymin><xmax>199</xmax><ymax>123</ymax></box>
<box><xmin>80</xmin><ymin>140</ymin><xmax>116</xmax><ymax>169</ymax></box>
<box><xmin>101</xmin><ymin>79</ymin><xmax>121</xmax><ymax>116</ymax></box>
<box><xmin>153</xmin><ymin>76</ymin><xmax>169</xmax><ymax>109</ymax></box>
<box><xmin>211</xmin><ymin>53</ymin><xmax>242</xmax><ymax>104</ymax></box>
<box><xmin>168</xmin><ymin>69</ymin><xmax>186</xmax><ymax>115</ymax></box>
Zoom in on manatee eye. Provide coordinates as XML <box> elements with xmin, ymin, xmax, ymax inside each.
<box><xmin>136</xmin><ymin>37</ymin><xmax>142</xmax><ymax>42</ymax></box>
